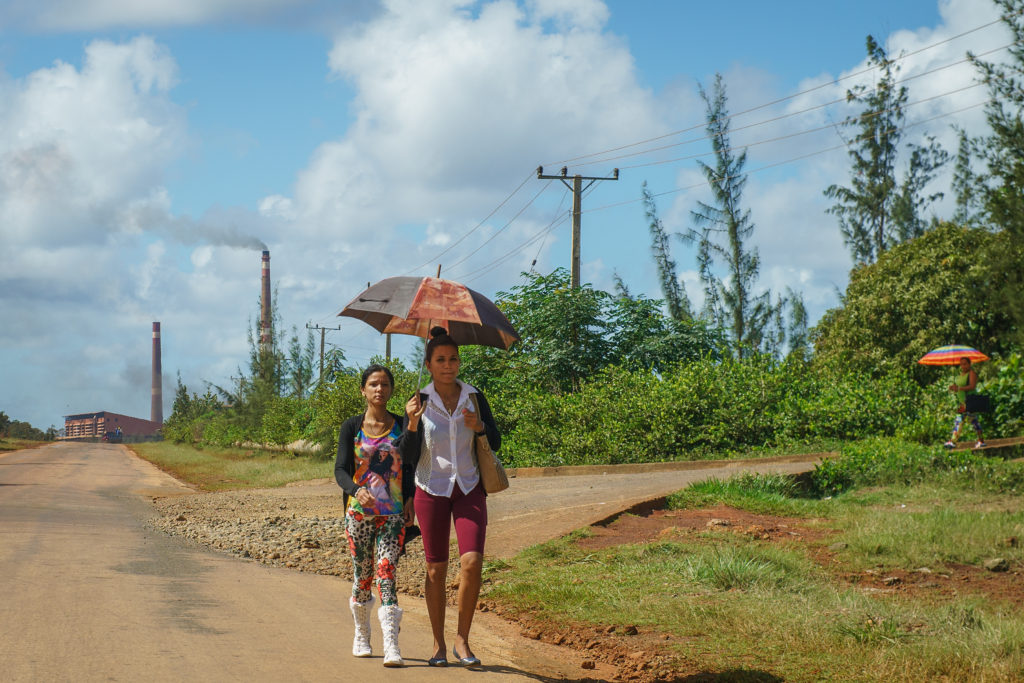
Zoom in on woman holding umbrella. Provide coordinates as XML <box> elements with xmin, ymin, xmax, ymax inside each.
<box><xmin>400</xmin><ymin>326</ymin><xmax>500</xmax><ymax>668</ymax></box>
<box><xmin>945</xmin><ymin>356</ymin><xmax>986</xmax><ymax>450</ymax></box>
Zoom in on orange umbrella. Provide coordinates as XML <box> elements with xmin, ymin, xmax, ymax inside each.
<box><xmin>917</xmin><ymin>345</ymin><xmax>990</xmax><ymax>366</ymax></box>
<box><xmin>339</xmin><ymin>276</ymin><xmax>519</xmax><ymax>350</ymax></box>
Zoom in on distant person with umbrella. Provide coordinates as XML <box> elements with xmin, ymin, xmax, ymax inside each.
<box><xmin>334</xmin><ymin>364</ymin><xmax>414</xmax><ymax>667</ymax></box>
<box><xmin>400</xmin><ymin>327</ymin><xmax>500</xmax><ymax>668</ymax></box>
<box><xmin>919</xmin><ymin>345</ymin><xmax>989</xmax><ymax>450</ymax></box>
<box><xmin>945</xmin><ymin>356</ymin><xmax>986</xmax><ymax>450</ymax></box>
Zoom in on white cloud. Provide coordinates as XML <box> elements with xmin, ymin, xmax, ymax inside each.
<box><xmin>0</xmin><ymin>37</ymin><xmax>184</xmax><ymax>247</ymax></box>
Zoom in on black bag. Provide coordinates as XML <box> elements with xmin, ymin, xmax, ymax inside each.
<box><xmin>965</xmin><ymin>393</ymin><xmax>992</xmax><ymax>414</ymax></box>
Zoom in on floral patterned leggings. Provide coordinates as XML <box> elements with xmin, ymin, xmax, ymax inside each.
<box><xmin>951</xmin><ymin>412</ymin><xmax>983</xmax><ymax>441</ymax></box>
<box><xmin>345</xmin><ymin>511</ymin><xmax>405</xmax><ymax>605</ymax></box>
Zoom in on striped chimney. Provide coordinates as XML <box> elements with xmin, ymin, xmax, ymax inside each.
<box><xmin>151</xmin><ymin>322</ymin><xmax>163</xmax><ymax>425</ymax></box>
<box><xmin>260</xmin><ymin>250</ymin><xmax>272</xmax><ymax>352</ymax></box>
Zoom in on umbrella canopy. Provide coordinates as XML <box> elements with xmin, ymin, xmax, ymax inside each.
<box><xmin>339</xmin><ymin>276</ymin><xmax>519</xmax><ymax>349</ymax></box>
<box><xmin>917</xmin><ymin>345</ymin><xmax>990</xmax><ymax>366</ymax></box>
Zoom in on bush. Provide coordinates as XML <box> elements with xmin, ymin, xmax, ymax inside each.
<box><xmin>809</xmin><ymin>437</ymin><xmax>1024</xmax><ymax>496</ymax></box>
<box><xmin>498</xmin><ymin>355</ymin><xmax>929</xmax><ymax>467</ymax></box>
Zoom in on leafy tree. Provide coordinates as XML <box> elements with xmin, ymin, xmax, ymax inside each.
<box><xmin>967</xmin><ymin>0</ymin><xmax>1024</xmax><ymax>337</ymax></box>
<box><xmin>785</xmin><ymin>288</ymin><xmax>810</xmax><ymax>359</ymax></box>
<box><xmin>0</xmin><ymin>411</ymin><xmax>9</xmax><ymax>437</ymax></box>
<box><xmin>606</xmin><ymin>292</ymin><xmax>724</xmax><ymax>373</ymax></box>
<box><xmin>285</xmin><ymin>326</ymin><xmax>316</xmax><ymax>399</ymax></box>
<box><xmin>825</xmin><ymin>36</ymin><xmax>948</xmax><ymax>264</ymax></box>
<box><xmin>642</xmin><ymin>182</ymin><xmax>691</xmax><ymax>321</ymax></box>
<box><xmin>811</xmin><ymin>222</ymin><xmax>1019</xmax><ymax>380</ymax></box>
<box><xmin>951</xmin><ymin>128</ymin><xmax>983</xmax><ymax>227</ymax></box>
<box><xmin>461</xmin><ymin>269</ymin><xmax>609</xmax><ymax>393</ymax></box>
<box><xmin>685</xmin><ymin>73</ymin><xmax>771</xmax><ymax>357</ymax></box>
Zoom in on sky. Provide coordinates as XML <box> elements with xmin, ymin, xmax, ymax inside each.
<box><xmin>0</xmin><ymin>0</ymin><xmax>1012</xmax><ymax>430</ymax></box>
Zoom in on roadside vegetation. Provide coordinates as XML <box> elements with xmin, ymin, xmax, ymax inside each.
<box><xmin>483</xmin><ymin>440</ymin><xmax>1024</xmax><ymax>680</ymax></box>
<box><xmin>129</xmin><ymin>441</ymin><xmax>331</xmax><ymax>491</ymax></box>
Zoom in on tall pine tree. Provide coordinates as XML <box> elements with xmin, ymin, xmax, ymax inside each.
<box><xmin>968</xmin><ymin>0</ymin><xmax>1024</xmax><ymax>336</ymax></box>
<box><xmin>686</xmin><ymin>73</ymin><xmax>771</xmax><ymax>357</ymax></box>
<box><xmin>642</xmin><ymin>181</ymin><xmax>691</xmax><ymax>321</ymax></box>
<box><xmin>825</xmin><ymin>36</ymin><xmax>947</xmax><ymax>263</ymax></box>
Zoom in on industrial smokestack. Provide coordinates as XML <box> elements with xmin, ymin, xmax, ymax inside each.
<box><xmin>151</xmin><ymin>322</ymin><xmax>163</xmax><ymax>425</ymax></box>
<box><xmin>260</xmin><ymin>250</ymin><xmax>272</xmax><ymax>353</ymax></box>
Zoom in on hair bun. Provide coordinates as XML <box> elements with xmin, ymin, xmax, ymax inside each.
<box><xmin>429</xmin><ymin>325</ymin><xmax>448</xmax><ymax>339</ymax></box>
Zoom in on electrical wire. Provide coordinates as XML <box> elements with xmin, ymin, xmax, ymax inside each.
<box><xmin>571</xmin><ymin>43</ymin><xmax>1010</xmax><ymax>169</ymax></box>
<box><xmin>444</xmin><ymin>181</ymin><xmax>554</xmax><ymax>270</ymax></box>
<box><xmin>548</xmin><ymin>14</ymin><xmax>1012</xmax><ymax>167</ymax></box>
<box><xmin>620</xmin><ymin>82</ymin><xmax>984</xmax><ymax>171</ymax></box>
<box><xmin>400</xmin><ymin>170</ymin><xmax>535</xmax><ymax>276</ymax></box>
<box><xmin>584</xmin><ymin>99</ymin><xmax>990</xmax><ymax>216</ymax></box>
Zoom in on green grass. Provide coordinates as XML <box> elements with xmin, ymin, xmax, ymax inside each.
<box><xmin>486</xmin><ymin>453</ymin><xmax>1024</xmax><ymax>680</ymax></box>
<box><xmin>486</xmin><ymin>528</ymin><xmax>1024</xmax><ymax>680</ymax></box>
<box><xmin>0</xmin><ymin>438</ymin><xmax>50</xmax><ymax>453</ymax></box>
<box><xmin>667</xmin><ymin>472</ymin><xmax>830</xmax><ymax>517</ymax></box>
<box><xmin>129</xmin><ymin>441</ymin><xmax>333</xmax><ymax>490</ymax></box>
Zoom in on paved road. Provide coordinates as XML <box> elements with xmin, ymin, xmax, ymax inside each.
<box><xmin>0</xmin><ymin>442</ymin><xmax>606</xmax><ymax>682</ymax></box>
<box><xmin>0</xmin><ymin>441</ymin><xmax>826</xmax><ymax>682</ymax></box>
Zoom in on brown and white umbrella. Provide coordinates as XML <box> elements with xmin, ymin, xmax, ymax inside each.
<box><xmin>339</xmin><ymin>276</ymin><xmax>519</xmax><ymax>350</ymax></box>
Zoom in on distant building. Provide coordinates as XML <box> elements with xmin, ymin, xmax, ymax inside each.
<box><xmin>62</xmin><ymin>411</ymin><xmax>161</xmax><ymax>440</ymax></box>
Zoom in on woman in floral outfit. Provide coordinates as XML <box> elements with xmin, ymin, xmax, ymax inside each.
<box><xmin>335</xmin><ymin>364</ymin><xmax>415</xmax><ymax>667</ymax></box>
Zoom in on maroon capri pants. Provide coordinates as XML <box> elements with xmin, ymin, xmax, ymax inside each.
<box><xmin>414</xmin><ymin>482</ymin><xmax>487</xmax><ymax>564</ymax></box>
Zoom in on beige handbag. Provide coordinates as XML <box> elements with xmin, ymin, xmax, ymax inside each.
<box><xmin>468</xmin><ymin>394</ymin><xmax>509</xmax><ymax>493</ymax></box>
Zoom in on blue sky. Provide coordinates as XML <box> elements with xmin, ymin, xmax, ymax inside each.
<box><xmin>0</xmin><ymin>0</ymin><xmax>1010</xmax><ymax>430</ymax></box>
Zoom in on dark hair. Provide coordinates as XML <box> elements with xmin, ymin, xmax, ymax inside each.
<box><xmin>960</xmin><ymin>356</ymin><xmax>972</xmax><ymax>365</ymax></box>
<box><xmin>361</xmin><ymin>363</ymin><xmax>395</xmax><ymax>388</ymax></box>
<box><xmin>425</xmin><ymin>325</ymin><xmax>458</xmax><ymax>363</ymax></box>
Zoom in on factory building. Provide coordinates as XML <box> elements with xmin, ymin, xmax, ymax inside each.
<box><xmin>62</xmin><ymin>411</ymin><xmax>161</xmax><ymax>440</ymax></box>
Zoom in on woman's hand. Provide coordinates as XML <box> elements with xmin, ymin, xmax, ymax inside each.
<box><xmin>948</xmin><ymin>384</ymin><xmax>958</xmax><ymax>392</ymax></box>
<box><xmin>403</xmin><ymin>505</ymin><xmax>415</xmax><ymax>527</ymax></box>
<box><xmin>405</xmin><ymin>394</ymin><xmax>425</xmax><ymax>429</ymax></box>
<box><xmin>354</xmin><ymin>487</ymin><xmax>375</xmax><ymax>507</ymax></box>
<box><xmin>462</xmin><ymin>408</ymin><xmax>484</xmax><ymax>433</ymax></box>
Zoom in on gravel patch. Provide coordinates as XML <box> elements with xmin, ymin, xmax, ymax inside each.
<box><xmin>148</xmin><ymin>487</ymin><xmax>466</xmax><ymax>599</ymax></box>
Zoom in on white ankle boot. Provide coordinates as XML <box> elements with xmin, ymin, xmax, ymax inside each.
<box><xmin>349</xmin><ymin>595</ymin><xmax>374</xmax><ymax>657</ymax></box>
<box><xmin>378</xmin><ymin>604</ymin><xmax>403</xmax><ymax>667</ymax></box>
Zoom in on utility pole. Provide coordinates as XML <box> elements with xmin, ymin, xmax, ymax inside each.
<box><xmin>306</xmin><ymin>323</ymin><xmax>341</xmax><ymax>380</ymax></box>
<box><xmin>536</xmin><ymin>166</ymin><xmax>619</xmax><ymax>289</ymax></box>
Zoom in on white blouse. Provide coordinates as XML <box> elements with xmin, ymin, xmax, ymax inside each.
<box><xmin>415</xmin><ymin>380</ymin><xmax>480</xmax><ymax>497</ymax></box>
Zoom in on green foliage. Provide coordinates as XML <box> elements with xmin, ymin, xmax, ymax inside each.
<box><xmin>685</xmin><ymin>73</ymin><xmax>773</xmax><ymax>356</ymax></box>
<box><xmin>966</xmin><ymin>0</ymin><xmax>1024</xmax><ymax>340</ymax></box>
<box><xmin>499</xmin><ymin>355</ymin><xmax>926</xmax><ymax>467</ymax></box>
<box><xmin>642</xmin><ymin>181</ymin><xmax>691</xmax><ymax>321</ymax></box>
<box><xmin>260</xmin><ymin>395</ymin><xmax>309</xmax><ymax>445</ymax></box>
<box><xmin>459</xmin><ymin>269</ymin><xmax>722</xmax><ymax>396</ymax></box>
<box><xmin>982</xmin><ymin>351</ymin><xmax>1024</xmax><ymax>437</ymax></box>
<box><xmin>811</xmin><ymin>222</ymin><xmax>1020</xmax><ymax>379</ymax></box>
<box><xmin>825</xmin><ymin>36</ymin><xmax>948</xmax><ymax>264</ymax></box>
<box><xmin>808</xmin><ymin>437</ymin><xmax>1024</xmax><ymax>497</ymax></box>
<box><xmin>0</xmin><ymin>414</ymin><xmax>50</xmax><ymax>441</ymax></box>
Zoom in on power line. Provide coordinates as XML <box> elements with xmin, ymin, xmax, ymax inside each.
<box><xmin>573</xmin><ymin>43</ymin><xmax>1010</xmax><ymax>170</ymax></box>
<box><xmin>619</xmin><ymin>82</ymin><xmax>984</xmax><ymax>171</ymax></box>
<box><xmin>450</xmin><ymin>85</ymin><xmax>987</xmax><ymax>282</ymax></box>
<box><xmin>549</xmin><ymin>15</ymin><xmax>1011</xmax><ymax>168</ymax></box>
<box><xmin>584</xmin><ymin>100</ymin><xmax>991</xmax><ymax>216</ymax></box>
<box><xmin>444</xmin><ymin>181</ymin><xmax>555</xmax><ymax>271</ymax></box>
<box><xmin>400</xmin><ymin>170</ymin><xmax>535</xmax><ymax>276</ymax></box>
